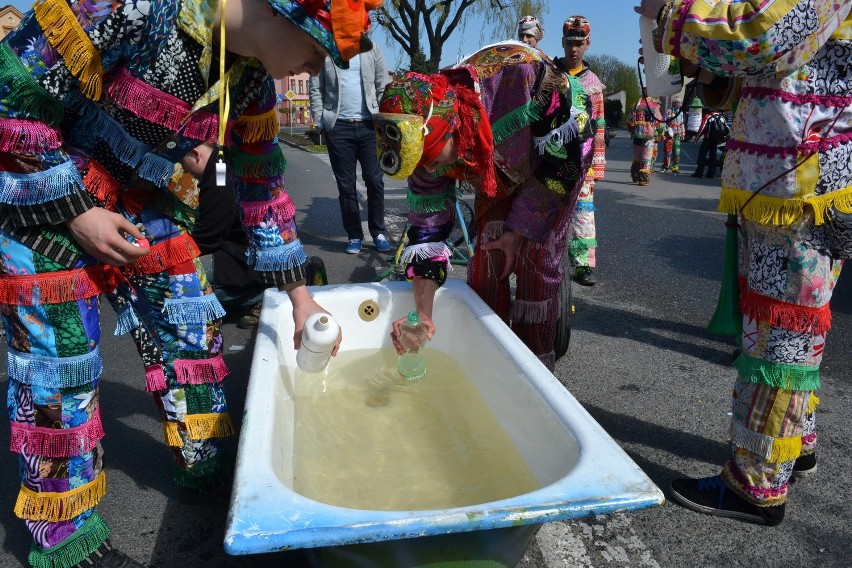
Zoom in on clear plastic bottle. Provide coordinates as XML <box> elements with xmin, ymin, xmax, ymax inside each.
<box><xmin>297</xmin><ymin>313</ymin><xmax>339</xmax><ymax>373</ymax></box>
<box><xmin>397</xmin><ymin>311</ymin><xmax>428</xmax><ymax>381</ymax></box>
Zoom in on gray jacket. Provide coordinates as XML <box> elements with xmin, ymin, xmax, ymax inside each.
<box><xmin>308</xmin><ymin>47</ymin><xmax>389</xmax><ymax>132</ymax></box>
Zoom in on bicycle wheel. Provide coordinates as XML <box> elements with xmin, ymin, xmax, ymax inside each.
<box><xmin>450</xmin><ymin>198</ymin><xmax>476</xmax><ymax>248</ymax></box>
<box><xmin>554</xmin><ymin>269</ymin><xmax>573</xmax><ymax>361</ymax></box>
<box><xmin>305</xmin><ymin>256</ymin><xmax>328</xmax><ymax>286</ymax></box>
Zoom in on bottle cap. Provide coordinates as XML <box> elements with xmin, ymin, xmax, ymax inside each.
<box><xmin>407</xmin><ymin>311</ymin><xmax>419</xmax><ymax>323</ymax></box>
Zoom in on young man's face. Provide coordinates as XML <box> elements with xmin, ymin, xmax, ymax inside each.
<box><xmin>562</xmin><ymin>38</ymin><xmax>589</xmax><ymax>69</ymax></box>
<box><xmin>518</xmin><ymin>33</ymin><xmax>538</xmax><ymax>48</ymax></box>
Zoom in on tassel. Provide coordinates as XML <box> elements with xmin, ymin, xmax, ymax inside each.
<box><xmin>406</xmin><ymin>190</ymin><xmax>451</xmax><ymax>214</ymax></box>
<box><xmin>234</xmin><ymin>108</ymin><xmax>278</xmax><ymax>144</ymax></box>
<box><xmin>0</xmin><ymin>265</ymin><xmax>107</xmax><ymax>306</ymax></box>
<box><xmin>14</xmin><ymin>470</ymin><xmax>107</xmax><ymax>522</ymax></box>
<box><xmin>108</xmin><ymin>69</ymin><xmax>192</xmax><ymax>131</ymax></box>
<box><xmin>173</xmin><ymin>354</ymin><xmax>229</xmax><ymax>385</ymax></box>
<box><xmin>27</xmin><ymin>512</ymin><xmax>110</xmax><ymax>568</ymax></box>
<box><xmin>733</xmin><ymin>353</ymin><xmax>820</xmax><ymax>391</ymax></box>
<box><xmin>162</xmin><ymin>421</ymin><xmax>184</xmax><ymax>447</ymax></box>
<box><xmin>145</xmin><ymin>364</ymin><xmax>168</xmax><ymax>392</ymax></box>
<box><xmin>7</xmin><ymin>346</ymin><xmax>102</xmax><ymax>389</ymax></box>
<box><xmin>0</xmin><ymin>44</ymin><xmax>64</xmax><ymax>126</ymax></box>
<box><xmin>9</xmin><ymin>411</ymin><xmax>104</xmax><ymax>458</ymax></box>
<box><xmin>807</xmin><ymin>393</ymin><xmax>821</xmax><ymax>414</ymax></box>
<box><xmin>0</xmin><ymin>118</ymin><xmax>61</xmax><ymax>153</ymax></box>
<box><xmin>34</xmin><ymin>0</ymin><xmax>104</xmax><ymax>100</ymax></box>
<box><xmin>123</xmin><ymin>233</ymin><xmax>200</xmax><ymax>276</ymax></box>
<box><xmin>510</xmin><ymin>298</ymin><xmax>551</xmax><ymax>324</ymax></box>
<box><xmin>0</xmin><ymin>161</ymin><xmax>84</xmax><ymax>206</ymax></box>
<box><xmin>137</xmin><ymin>154</ymin><xmax>178</xmax><ymax>188</ymax></box>
<box><xmin>66</xmin><ymin>93</ymin><xmax>148</xmax><ymax>169</ymax></box>
<box><xmin>185</xmin><ymin>412</ymin><xmax>235</xmax><ymax>440</ymax></box>
<box><xmin>230</xmin><ymin>148</ymin><xmax>287</xmax><ymax>178</ymax></box>
<box><xmin>490</xmin><ymin>100</ymin><xmax>543</xmax><ymax>146</ymax></box>
<box><xmin>532</xmin><ymin>118</ymin><xmax>579</xmax><ymax>156</ymax></box>
<box><xmin>250</xmin><ymin>240</ymin><xmax>308</xmax><ymax>271</ymax></box>
<box><xmin>82</xmin><ymin>161</ymin><xmax>120</xmax><ymax>210</ymax></box>
<box><xmin>769</xmin><ymin>434</ymin><xmax>803</xmax><ymax>463</ymax></box>
<box><xmin>399</xmin><ymin>242</ymin><xmax>450</xmax><ymax>265</ymax></box>
<box><xmin>241</xmin><ymin>192</ymin><xmax>296</xmax><ymax>226</ymax></box>
<box><xmin>481</xmin><ymin>221</ymin><xmax>505</xmax><ymax>244</ymax></box>
<box><xmin>180</xmin><ymin>109</ymin><xmax>219</xmax><ymax>144</ymax></box>
<box><xmin>162</xmin><ymin>295</ymin><xmax>226</xmax><ymax>325</ymax></box>
<box><xmin>740</xmin><ymin>289</ymin><xmax>831</xmax><ymax>335</ymax></box>
<box><xmin>113</xmin><ymin>305</ymin><xmax>140</xmax><ymax>336</ymax></box>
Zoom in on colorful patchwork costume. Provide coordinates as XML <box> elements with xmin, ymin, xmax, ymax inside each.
<box><xmin>375</xmin><ymin>42</ymin><xmax>592</xmax><ymax>370</ymax></box>
<box><xmin>627</xmin><ymin>95</ymin><xmax>664</xmax><ymax>185</ymax></box>
<box><xmin>662</xmin><ymin>98</ymin><xmax>685</xmax><ymax>173</ymax></box>
<box><xmin>656</xmin><ymin>0</ymin><xmax>852</xmax><ymax>518</ymax></box>
<box><xmin>0</xmin><ymin>0</ymin><xmax>377</xmax><ymax>565</ymax></box>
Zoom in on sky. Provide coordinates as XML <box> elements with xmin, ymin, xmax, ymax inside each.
<box><xmin>3</xmin><ymin>0</ymin><xmax>642</xmax><ymax>70</ymax></box>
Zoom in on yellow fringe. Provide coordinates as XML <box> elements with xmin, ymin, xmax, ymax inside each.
<box><xmin>234</xmin><ymin>108</ymin><xmax>278</xmax><ymax>144</ymax></box>
<box><xmin>14</xmin><ymin>470</ymin><xmax>106</xmax><ymax>522</ymax></box>
<box><xmin>162</xmin><ymin>421</ymin><xmax>184</xmax><ymax>447</ymax></box>
<box><xmin>717</xmin><ymin>185</ymin><xmax>852</xmax><ymax>227</ymax></box>
<box><xmin>769</xmin><ymin>434</ymin><xmax>802</xmax><ymax>463</ymax></box>
<box><xmin>34</xmin><ymin>0</ymin><xmax>104</xmax><ymax>100</ymax></box>
<box><xmin>185</xmin><ymin>412</ymin><xmax>235</xmax><ymax>440</ymax></box>
<box><xmin>807</xmin><ymin>393</ymin><xmax>821</xmax><ymax>414</ymax></box>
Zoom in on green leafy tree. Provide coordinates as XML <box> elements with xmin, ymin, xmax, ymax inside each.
<box><xmin>586</xmin><ymin>54</ymin><xmax>640</xmax><ymax>126</ymax></box>
<box><xmin>376</xmin><ymin>0</ymin><xmax>547</xmax><ymax>73</ymax></box>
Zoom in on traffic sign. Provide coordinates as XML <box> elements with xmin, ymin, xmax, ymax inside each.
<box><xmin>285</xmin><ymin>90</ymin><xmax>296</xmax><ymax>101</ymax></box>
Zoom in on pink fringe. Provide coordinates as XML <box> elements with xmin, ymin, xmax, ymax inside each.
<box><xmin>0</xmin><ymin>118</ymin><xmax>61</xmax><ymax>153</ymax></box>
<box><xmin>108</xmin><ymin>69</ymin><xmax>192</xmax><ymax>132</ymax></box>
<box><xmin>182</xmin><ymin>110</ymin><xmax>219</xmax><ymax>144</ymax></box>
<box><xmin>9</xmin><ymin>411</ymin><xmax>104</xmax><ymax>458</ymax></box>
<box><xmin>741</xmin><ymin>87</ymin><xmax>852</xmax><ymax>108</ymax></box>
<box><xmin>241</xmin><ymin>192</ymin><xmax>296</xmax><ymax>226</ymax></box>
<box><xmin>145</xmin><ymin>364</ymin><xmax>167</xmax><ymax>392</ymax></box>
<box><xmin>173</xmin><ymin>354</ymin><xmax>229</xmax><ymax>385</ymax></box>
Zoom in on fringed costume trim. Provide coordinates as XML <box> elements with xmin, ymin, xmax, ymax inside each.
<box><xmin>172</xmin><ymin>451</ymin><xmax>235</xmax><ymax>491</ymax></box>
<box><xmin>0</xmin><ymin>265</ymin><xmax>109</xmax><ymax>306</ymax></box>
<box><xmin>173</xmin><ymin>354</ymin><xmax>229</xmax><ymax>385</ymax></box>
<box><xmin>0</xmin><ymin>44</ymin><xmax>64</xmax><ymax>126</ymax></box>
<box><xmin>406</xmin><ymin>190</ymin><xmax>451</xmax><ymax>214</ymax></box>
<box><xmin>113</xmin><ymin>304</ymin><xmax>140</xmax><ymax>336</ymax></box>
<box><xmin>230</xmin><ymin>148</ymin><xmax>287</xmax><ymax>178</ymax></box>
<box><xmin>532</xmin><ymin>117</ymin><xmax>579</xmax><ymax>156</ymax></box>
<box><xmin>241</xmin><ymin>192</ymin><xmax>296</xmax><ymax>226</ymax></box>
<box><xmin>249</xmin><ymin>240</ymin><xmax>307</xmax><ymax>272</ymax></box>
<box><xmin>14</xmin><ymin>470</ymin><xmax>106</xmax><ymax>522</ymax></box>
<box><xmin>7</xmin><ymin>346</ymin><xmax>102</xmax><ymax>389</ymax></box>
<box><xmin>721</xmin><ymin>459</ymin><xmax>787</xmax><ymax>506</ymax></box>
<box><xmin>510</xmin><ymin>298</ymin><xmax>551</xmax><ymax>325</ymax></box>
<box><xmin>400</xmin><ymin>242</ymin><xmax>451</xmax><ymax>265</ymax></box>
<box><xmin>180</xmin><ymin>109</ymin><xmax>219</xmax><ymax>144</ymax></box>
<box><xmin>574</xmin><ymin>200</ymin><xmax>595</xmax><ymax>212</ymax></box>
<box><xmin>67</xmin><ymin>93</ymin><xmax>150</xmax><ymax>169</ymax></box>
<box><xmin>734</xmin><ymin>353</ymin><xmax>820</xmax><ymax>391</ymax></box>
<box><xmin>729</xmin><ymin>422</ymin><xmax>803</xmax><ymax>463</ymax></box>
<box><xmin>108</xmin><ymin>68</ymin><xmax>193</xmax><ymax>132</ymax></box>
<box><xmin>145</xmin><ymin>364</ymin><xmax>167</xmax><ymax>392</ymax></box>
<box><xmin>162</xmin><ymin>412</ymin><xmax>235</xmax><ymax>444</ymax></box>
<box><xmin>0</xmin><ymin>118</ymin><xmax>61</xmax><ymax>153</ymax></box>
<box><xmin>162</xmin><ymin>294</ymin><xmax>226</xmax><ymax>324</ymax></box>
<box><xmin>34</xmin><ymin>0</ymin><xmax>104</xmax><ymax>100</ymax></box>
<box><xmin>740</xmin><ymin>288</ymin><xmax>831</xmax><ymax>334</ymax></box>
<box><xmin>481</xmin><ymin>220</ymin><xmax>505</xmax><ymax>244</ymax></box>
<box><xmin>123</xmin><ymin>233</ymin><xmax>200</xmax><ymax>276</ymax></box>
<box><xmin>10</xmin><ymin>411</ymin><xmax>104</xmax><ymax>458</ymax></box>
<box><xmin>807</xmin><ymin>393</ymin><xmax>820</xmax><ymax>414</ymax></box>
<box><xmin>137</xmin><ymin>154</ymin><xmax>177</xmax><ymax>188</ymax></box>
<box><xmin>0</xmin><ymin>161</ymin><xmax>84</xmax><ymax>206</ymax></box>
<box><xmin>568</xmin><ymin>237</ymin><xmax>597</xmax><ymax>258</ymax></box>
<box><xmin>233</xmin><ymin>109</ymin><xmax>278</xmax><ymax>144</ymax></box>
<box><xmin>82</xmin><ymin>160</ymin><xmax>120</xmax><ymax>210</ymax></box>
<box><xmin>27</xmin><ymin>512</ymin><xmax>110</xmax><ymax>568</ymax></box>
<box><xmin>718</xmin><ymin>185</ymin><xmax>852</xmax><ymax>227</ymax></box>
<box><xmin>490</xmin><ymin>100</ymin><xmax>544</xmax><ymax>146</ymax></box>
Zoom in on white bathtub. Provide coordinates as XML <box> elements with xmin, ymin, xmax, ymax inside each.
<box><xmin>224</xmin><ymin>280</ymin><xmax>663</xmax><ymax>566</ymax></box>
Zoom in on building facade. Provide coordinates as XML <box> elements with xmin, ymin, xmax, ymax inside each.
<box><xmin>0</xmin><ymin>6</ymin><xmax>23</xmax><ymax>40</ymax></box>
<box><xmin>274</xmin><ymin>73</ymin><xmax>311</xmax><ymax>128</ymax></box>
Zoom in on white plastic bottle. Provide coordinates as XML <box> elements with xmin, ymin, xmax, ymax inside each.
<box><xmin>397</xmin><ymin>312</ymin><xmax>428</xmax><ymax>381</ymax></box>
<box><xmin>296</xmin><ymin>313</ymin><xmax>340</xmax><ymax>373</ymax></box>
<box><xmin>639</xmin><ymin>16</ymin><xmax>683</xmax><ymax>97</ymax></box>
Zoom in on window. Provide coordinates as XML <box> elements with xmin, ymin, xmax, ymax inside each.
<box><xmin>298</xmin><ymin>80</ymin><xmax>304</xmax><ymax>94</ymax></box>
<box><xmin>290</xmin><ymin>79</ymin><xmax>296</xmax><ymax>91</ymax></box>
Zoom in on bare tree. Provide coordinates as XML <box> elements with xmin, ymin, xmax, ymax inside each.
<box><xmin>375</xmin><ymin>0</ymin><xmax>547</xmax><ymax>73</ymax></box>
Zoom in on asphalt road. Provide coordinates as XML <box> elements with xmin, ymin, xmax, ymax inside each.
<box><xmin>0</xmin><ymin>133</ymin><xmax>849</xmax><ymax>567</ymax></box>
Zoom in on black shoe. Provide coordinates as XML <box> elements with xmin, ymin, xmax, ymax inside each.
<box><xmin>75</xmin><ymin>541</ymin><xmax>147</xmax><ymax>568</ymax></box>
<box><xmin>573</xmin><ymin>266</ymin><xmax>596</xmax><ymax>286</ymax></box>
<box><xmin>669</xmin><ymin>476</ymin><xmax>785</xmax><ymax>526</ymax></box>
<box><xmin>792</xmin><ymin>453</ymin><xmax>817</xmax><ymax>480</ymax></box>
<box><xmin>237</xmin><ymin>300</ymin><xmax>263</xmax><ymax>329</ymax></box>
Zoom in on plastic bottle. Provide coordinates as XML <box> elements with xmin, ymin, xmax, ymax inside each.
<box><xmin>639</xmin><ymin>16</ymin><xmax>683</xmax><ymax>97</ymax></box>
<box><xmin>397</xmin><ymin>312</ymin><xmax>428</xmax><ymax>381</ymax></box>
<box><xmin>296</xmin><ymin>313</ymin><xmax>340</xmax><ymax>373</ymax></box>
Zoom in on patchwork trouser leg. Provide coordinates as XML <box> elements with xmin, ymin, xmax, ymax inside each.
<box><xmin>568</xmin><ymin>176</ymin><xmax>597</xmax><ymax>270</ymax></box>
<box><xmin>721</xmin><ymin>218</ymin><xmax>840</xmax><ymax>507</ymax></box>
<box><xmin>671</xmin><ymin>135</ymin><xmax>682</xmax><ymax>172</ymax></box>
<box><xmin>468</xmin><ymin>199</ymin><xmax>571</xmax><ymax>371</ymax></box>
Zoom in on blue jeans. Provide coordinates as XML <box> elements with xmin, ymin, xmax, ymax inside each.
<box><xmin>325</xmin><ymin>120</ymin><xmax>386</xmax><ymax>240</ymax></box>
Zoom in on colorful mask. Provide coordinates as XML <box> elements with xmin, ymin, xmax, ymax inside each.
<box><xmin>562</xmin><ymin>15</ymin><xmax>591</xmax><ymax>43</ymax></box>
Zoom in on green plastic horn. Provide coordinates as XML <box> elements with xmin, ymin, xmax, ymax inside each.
<box><xmin>707</xmin><ymin>214</ymin><xmax>742</xmax><ymax>337</ymax></box>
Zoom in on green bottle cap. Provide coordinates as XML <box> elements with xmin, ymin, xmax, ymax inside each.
<box><xmin>407</xmin><ymin>311</ymin><xmax>419</xmax><ymax>323</ymax></box>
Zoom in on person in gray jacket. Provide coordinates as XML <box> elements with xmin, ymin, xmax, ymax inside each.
<box><xmin>309</xmin><ymin>46</ymin><xmax>390</xmax><ymax>254</ymax></box>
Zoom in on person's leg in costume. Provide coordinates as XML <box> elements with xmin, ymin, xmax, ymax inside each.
<box><xmin>325</xmin><ymin>124</ymin><xmax>363</xmax><ymax>242</ymax></box>
<box><xmin>568</xmin><ymin>174</ymin><xmax>597</xmax><ymax>284</ymax></box>
<box><xmin>630</xmin><ymin>138</ymin><xmax>644</xmax><ymax>182</ymax></box>
<box><xmin>671</xmin><ymin>134</ymin><xmax>682</xmax><ymax>173</ymax></box>
<box><xmin>637</xmin><ymin>139</ymin><xmax>656</xmax><ymax>186</ymax></box>
<box><xmin>355</xmin><ymin>121</ymin><xmax>386</xmax><ymax>242</ymax></box>
<box><xmin>467</xmin><ymin>198</ymin><xmax>512</xmax><ymax>323</ymax></box>
<box><xmin>722</xmin><ymin>217</ymin><xmax>837</xmax><ymax>512</ymax></box>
